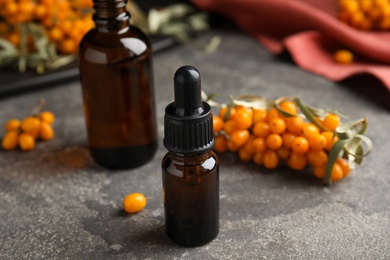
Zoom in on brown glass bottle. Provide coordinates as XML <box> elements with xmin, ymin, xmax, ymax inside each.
<box><xmin>78</xmin><ymin>0</ymin><xmax>157</xmax><ymax>169</ymax></box>
<box><xmin>162</xmin><ymin>66</ymin><xmax>219</xmax><ymax>246</ymax></box>
<box><xmin>162</xmin><ymin>151</ymin><xmax>219</xmax><ymax>246</ymax></box>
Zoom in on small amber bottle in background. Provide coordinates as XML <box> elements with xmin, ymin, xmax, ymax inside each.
<box><xmin>78</xmin><ymin>0</ymin><xmax>157</xmax><ymax>169</ymax></box>
<box><xmin>162</xmin><ymin>66</ymin><xmax>219</xmax><ymax>246</ymax></box>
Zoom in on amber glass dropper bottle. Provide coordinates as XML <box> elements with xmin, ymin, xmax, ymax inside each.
<box><xmin>78</xmin><ymin>0</ymin><xmax>157</xmax><ymax>169</ymax></box>
<box><xmin>162</xmin><ymin>65</ymin><xmax>219</xmax><ymax>246</ymax></box>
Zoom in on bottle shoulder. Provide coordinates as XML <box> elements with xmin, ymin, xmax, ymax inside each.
<box><xmin>78</xmin><ymin>26</ymin><xmax>152</xmax><ymax>64</ymax></box>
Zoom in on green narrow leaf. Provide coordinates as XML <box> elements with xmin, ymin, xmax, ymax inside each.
<box><xmin>294</xmin><ymin>98</ymin><xmax>329</xmax><ymax>131</ymax></box>
<box><xmin>231</xmin><ymin>95</ymin><xmax>267</xmax><ymax>109</ymax></box>
<box><xmin>336</xmin><ymin>117</ymin><xmax>368</xmax><ymax>139</ymax></box>
<box><xmin>324</xmin><ymin>139</ymin><xmax>350</xmax><ymax>185</ymax></box>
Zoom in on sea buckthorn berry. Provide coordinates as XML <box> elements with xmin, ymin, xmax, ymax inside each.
<box><xmin>308</xmin><ymin>133</ymin><xmax>327</xmax><ymax>151</ymax></box>
<box><xmin>291</xmin><ymin>136</ymin><xmax>309</xmax><ymax>154</ymax></box>
<box><xmin>279</xmin><ymin>101</ymin><xmax>297</xmax><ymax>115</ymax></box>
<box><xmin>212</xmin><ymin>116</ymin><xmax>224</xmax><ymax>133</ymax></box>
<box><xmin>234</xmin><ymin>110</ymin><xmax>252</xmax><ymax>130</ymax></box>
<box><xmin>286</xmin><ymin>116</ymin><xmax>305</xmax><ymax>134</ymax></box>
<box><xmin>266</xmin><ymin>108</ymin><xmax>280</xmax><ymax>122</ymax></box>
<box><xmin>269</xmin><ymin>118</ymin><xmax>286</xmax><ymax>134</ymax></box>
<box><xmin>307</xmin><ymin>150</ymin><xmax>328</xmax><ymax>167</ymax></box>
<box><xmin>219</xmin><ymin>106</ymin><xmax>236</xmax><ymax>120</ymax></box>
<box><xmin>39</xmin><ymin>122</ymin><xmax>54</xmax><ymax>141</ymax></box>
<box><xmin>313</xmin><ymin>166</ymin><xmax>325</xmax><ymax>179</ymax></box>
<box><xmin>253</xmin><ymin>152</ymin><xmax>264</xmax><ymax>166</ymax></box>
<box><xmin>331</xmin><ymin>163</ymin><xmax>344</xmax><ymax>182</ymax></box>
<box><xmin>252</xmin><ymin>137</ymin><xmax>267</xmax><ymax>153</ymax></box>
<box><xmin>39</xmin><ymin>111</ymin><xmax>55</xmax><ymax>124</ymax></box>
<box><xmin>230</xmin><ymin>129</ymin><xmax>250</xmax><ymax>148</ymax></box>
<box><xmin>2</xmin><ymin>131</ymin><xmax>19</xmax><ymax>150</ymax></box>
<box><xmin>214</xmin><ymin>135</ymin><xmax>228</xmax><ymax>153</ymax></box>
<box><xmin>334</xmin><ymin>50</ymin><xmax>354</xmax><ymax>64</ymax></box>
<box><xmin>265</xmin><ymin>134</ymin><xmax>283</xmax><ymax>150</ymax></box>
<box><xmin>18</xmin><ymin>133</ymin><xmax>35</xmax><ymax>151</ymax></box>
<box><xmin>227</xmin><ymin>139</ymin><xmax>240</xmax><ymax>152</ymax></box>
<box><xmin>282</xmin><ymin>132</ymin><xmax>297</xmax><ymax>149</ymax></box>
<box><xmin>223</xmin><ymin>120</ymin><xmax>236</xmax><ymax>135</ymax></box>
<box><xmin>253</xmin><ymin>122</ymin><xmax>270</xmax><ymax>137</ymax></box>
<box><xmin>123</xmin><ymin>193</ymin><xmax>147</xmax><ymax>213</ymax></box>
<box><xmin>5</xmin><ymin>119</ymin><xmax>21</xmax><ymax>132</ymax></box>
<box><xmin>322</xmin><ymin>131</ymin><xmax>337</xmax><ymax>151</ymax></box>
<box><xmin>287</xmin><ymin>152</ymin><xmax>308</xmax><ymax>170</ymax></box>
<box><xmin>21</xmin><ymin>117</ymin><xmax>41</xmax><ymax>133</ymax></box>
<box><xmin>322</xmin><ymin>114</ymin><xmax>340</xmax><ymax>131</ymax></box>
<box><xmin>336</xmin><ymin>158</ymin><xmax>351</xmax><ymax>177</ymax></box>
<box><xmin>277</xmin><ymin>147</ymin><xmax>291</xmax><ymax>160</ymax></box>
<box><xmin>263</xmin><ymin>150</ymin><xmax>279</xmax><ymax>169</ymax></box>
<box><xmin>242</xmin><ymin>135</ymin><xmax>255</xmax><ymax>154</ymax></box>
<box><xmin>302</xmin><ymin>123</ymin><xmax>320</xmax><ymax>138</ymax></box>
<box><xmin>253</xmin><ymin>108</ymin><xmax>267</xmax><ymax>124</ymax></box>
<box><xmin>239</xmin><ymin>148</ymin><xmax>252</xmax><ymax>162</ymax></box>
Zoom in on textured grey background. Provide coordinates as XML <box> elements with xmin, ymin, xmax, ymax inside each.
<box><xmin>0</xmin><ymin>28</ymin><xmax>389</xmax><ymax>259</ymax></box>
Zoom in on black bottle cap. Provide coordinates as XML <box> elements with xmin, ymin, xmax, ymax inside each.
<box><xmin>164</xmin><ymin>66</ymin><xmax>214</xmax><ymax>154</ymax></box>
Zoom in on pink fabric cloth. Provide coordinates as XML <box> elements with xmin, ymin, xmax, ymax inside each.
<box><xmin>192</xmin><ymin>0</ymin><xmax>390</xmax><ymax>91</ymax></box>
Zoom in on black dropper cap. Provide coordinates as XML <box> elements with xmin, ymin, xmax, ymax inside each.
<box><xmin>164</xmin><ymin>66</ymin><xmax>214</xmax><ymax>154</ymax></box>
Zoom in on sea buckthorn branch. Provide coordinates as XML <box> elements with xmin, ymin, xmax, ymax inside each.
<box><xmin>203</xmin><ymin>92</ymin><xmax>373</xmax><ymax>185</ymax></box>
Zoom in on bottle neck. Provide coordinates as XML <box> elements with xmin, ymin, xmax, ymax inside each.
<box><xmin>169</xmin><ymin>150</ymin><xmax>213</xmax><ymax>165</ymax></box>
<box><xmin>93</xmin><ymin>0</ymin><xmax>130</xmax><ymax>32</ymax></box>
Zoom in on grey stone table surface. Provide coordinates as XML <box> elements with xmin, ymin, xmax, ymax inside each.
<box><xmin>1</xmin><ymin>28</ymin><xmax>390</xmax><ymax>260</ymax></box>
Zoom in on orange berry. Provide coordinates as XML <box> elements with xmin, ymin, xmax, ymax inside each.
<box><xmin>313</xmin><ymin>166</ymin><xmax>325</xmax><ymax>179</ymax></box>
<box><xmin>322</xmin><ymin>114</ymin><xmax>340</xmax><ymax>131</ymax></box>
<box><xmin>39</xmin><ymin>111</ymin><xmax>55</xmax><ymax>124</ymax></box>
<box><xmin>322</xmin><ymin>131</ymin><xmax>337</xmax><ymax>151</ymax></box>
<box><xmin>48</xmin><ymin>27</ymin><xmax>63</xmax><ymax>42</ymax></box>
<box><xmin>212</xmin><ymin>116</ymin><xmax>224</xmax><ymax>133</ymax></box>
<box><xmin>227</xmin><ymin>139</ymin><xmax>240</xmax><ymax>152</ymax></box>
<box><xmin>279</xmin><ymin>101</ymin><xmax>297</xmax><ymax>115</ymax></box>
<box><xmin>252</xmin><ymin>137</ymin><xmax>267</xmax><ymax>153</ymax></box>
<box><xmin>58</xmin><ymin>38</ymin><xmax>77</xmax><ymax>54</ymax></box>
<box><xmin>239</xmin><ymin>148</ymin><xmax>252</xmax><ymax>162</ymax></box>
<box><xmin>307</xmin><ymin>150</ymin><xmax>328</xmax><ymax>167</ymax></box>
<box><xmin>223</xmin><ymin>120</ymin><xmax>236</xmax><ymax>135</ymax></box>
<box><xmin>253</xmin><ymin>121</ymin><xmax>270</xmax><ymax>137</ymax></box>
<box><xmin>291</xmin><ymin>136</ymin><xmax>309</xmax><ymax>154</ymax></box>
<box><xmin>286</xmin><ymin>116</ymin><xmax>305</xmax><ymax>134</ymax></box>
<box><xmin>263</xmin><ymin>150</ymin><xmax>279</xmax><ymax>169</ymax></box>
<box><xmin>331</xmin><ymin>163</ymin><xmax>344</xmax><ymax>182</ymax></box>
<box><xmin>123</xmin><ymin>193</ymin><xmax>147</xmax><ymax>213</ymax></box>
<box><xmin>39</xmin><ymin>122</ymin><xmax>54</xmax><ymax>141</ymax></box>
<box><xmin>234</xmin><ymin>110</ymin><xmax>252</xmax><ymax>130</ymax></box>
<box><xmin>5</xmin><ymin>119</ymin><xmax>21</xmax><ymax>132</ymax></box>
<box><xmin>282</xmin><ymin>132</ymin><xmax>297</xmax><ymax>149</ymax></box>
<box><xmin>334</xmin><ymin>50</ymin><xmax>354</xmax><ymax>64</ymax></box>
<box><xmin>242</xmin><ymin>135</ymin><xmax>255</xmax><ymax>154</ymax></box>
<box><xmin>34</xmin><ymin>4</ymin><xmax>47</xmax><ymax>19</ymax></box>
<box><xmin>269</xmin><ymin>117</ymin><xmax>286</xmax><ymax>134</ymax></box>
<box><xmin>308</xmin><ymin>133</ymin><xmax>327</xmax><ymax>151</ymax></box>
<box><xmin>219</xmin><ymin>106</ymin><xmax>236</xmax><ymax>121</ymax></box>
<box><xmin>265</xmin><ymin>133</ymin><xmax>283</xmax><ymax>150</ymax></box>
<box><xmin>336</xmin><ymin>158</ymin><xmax>351</xmax><ymax>177</ymax></box>
<box><xmin>302</xmin><ymin>123</ymin><xmax>320</xmax><ymax>138</ymax></box>
<box><xmin>18</xmin><ymin>133</ymin><xmax>35</xmax><ymax>151</ymax></box>
<box><xmin>214</xmin><ymin>135</ymin><xmax>228</xmax><ymax>153</ymax></box>
<box><xmin>253</xmin><ymin>152</ymin><xmax>264</xmax><ymax>166</ymax></box>
<box><xmin>252</xmin><ymin>108</ymin><xmax>267</xmax><ymax>124</ymax></box>
<box><xmin>21</xmin><ymin>117</ymin><xmax>41</xmax><ymax>133</ymax></box>
<box><xmin>266</xmin><ymin>108</ymin><xmax>280</xmax><ymax>122</ymax></box>
<box><xmin>287</xmin><ymin>152</ymin><xmax>308</xmax><ymax>170</ymax></box>
<box><xmin>2</xmin><ymin>131</ymin><xmax>18</xmax><ymax>150</ymax></box>
<box><xmin>277</xmin><ymin>147</ymin><xmax>291</xmax><ymax>160</ymax></box>
<box><xmin>5</xmin><ymin>32</ymin><xmax>20</xmax><ymax>46</ymax></box>
<box><xmin>230</xmin><ymin>129</ymin><xmax>250</xmax><ymax>147</ymax></box>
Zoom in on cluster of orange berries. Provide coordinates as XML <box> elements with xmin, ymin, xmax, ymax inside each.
<box><xmin>338</xmin><ymin>0</ymin><xmax>390</xmax><ymax>30</ymax></box>
<box><xmin>212</xmin><ymin>101</ymin><xmax>350</xmax><ymax>182</ymax></box>
<box><xmin>2</xmin><ymin>111</ymin><xmax>55</xmax><ymax>151</ymax></box>
<box><xmin>0</xmin><ymin>0</ymin><xmax>94</xmax><ymax>54</ymax></box>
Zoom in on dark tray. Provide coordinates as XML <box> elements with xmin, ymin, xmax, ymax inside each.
<box><xmin>0</xmin><ymin>35</ymin><xmax>177</xmax><ymax>96</ymax></box>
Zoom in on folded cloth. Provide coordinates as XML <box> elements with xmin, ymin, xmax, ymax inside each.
<box><xmin>192</xmin><ymin>0</ymin><xmax>390</xmax><ymax>91</ymax></box>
